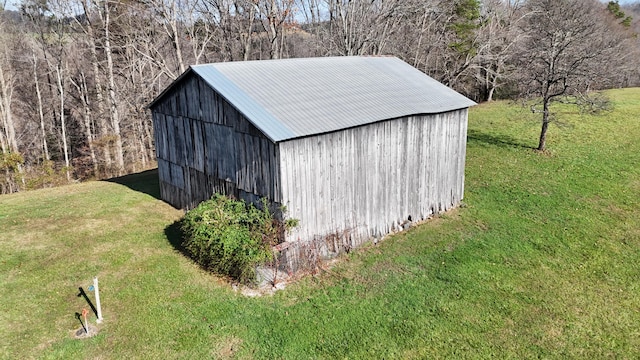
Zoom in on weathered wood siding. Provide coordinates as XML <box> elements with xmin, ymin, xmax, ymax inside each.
<box><xmin>151</xmin><ymin>70</ymin><xmax>469</xmax><ymax>270</ymax></box>
<box><xmin>279</xmin><ymin>109</ymin><xmax>468</xmax><ymax>250</ymax></box>
<box><xmin>151</xmin><ymin>74</ymin><xmax>280</xmax><ymax>209</ymax></box>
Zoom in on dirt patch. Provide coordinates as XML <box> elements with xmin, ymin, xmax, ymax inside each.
<box><xmin>212</xmin><ymin>336</ymin><xmax>243</xmax><ymax>359</ymax></box>
<box><xmin>72</xmin><ymin>324</ymin><xmax>99</xmax><ymax>339</ymax></box>
<box><xmin>233</xmin><ymin>278</ymin><xmax>288</xmax><ymax>297</ymax></box>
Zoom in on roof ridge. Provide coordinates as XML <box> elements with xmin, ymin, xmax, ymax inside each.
<box><xmin>153</xmin><ymin>57</ymin><xmax>475</xmax><ymax>142</ymax></box>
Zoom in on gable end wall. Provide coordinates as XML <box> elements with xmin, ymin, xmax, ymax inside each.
<box><xmin>151</xmin><ymin>74</ymin><xmax>280</xmax><ymax>209</ymax></box>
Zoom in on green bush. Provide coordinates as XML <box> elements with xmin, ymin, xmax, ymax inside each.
<box><xmin>0</xmin><ymin>151</ymin><xmax>24</xmax><ymax>194</ymax></box>
<box><xmin>25</xmin><ymin>160</ymin><xmax>71</xmax><ymax>190</ymax></box>
<box><xmin>180</xmin><ymin>194</ymin><xmax>292</xmax><ymax>284</ymax></box>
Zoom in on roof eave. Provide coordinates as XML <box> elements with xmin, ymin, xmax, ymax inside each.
<box><xmin>277</xmin><ymin>107</ymin><xmax>475</xmax><ymax>143</ymax></box>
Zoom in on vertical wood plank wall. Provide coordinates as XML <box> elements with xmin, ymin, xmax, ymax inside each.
<box><xmin>151</xmin><ymin>74</ymin><xmax>280</xmax><ymax>209</ymax></box>
<box><xmin>278</xmin><ymin>109</ymin><xmax>468</xmax><ymax>251</ymax></box>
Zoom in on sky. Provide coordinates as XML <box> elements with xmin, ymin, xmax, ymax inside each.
<box><xmin>606</xmin><ymin>0</ymin><xmax>640</xmax><ymax>4</ymax></box>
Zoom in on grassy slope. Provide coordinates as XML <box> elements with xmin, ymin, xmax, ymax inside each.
<box><xmin>1</xmin><ymin>89</ymin><xmax>639</xmax><ymax>359</ymax></box>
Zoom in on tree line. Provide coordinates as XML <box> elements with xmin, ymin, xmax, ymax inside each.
<box><xmin>1</xmin><ymin>0</ymin><xmax>639</xmax><ymax>193</ymax></box>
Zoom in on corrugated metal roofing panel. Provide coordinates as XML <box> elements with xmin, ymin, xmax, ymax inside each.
<box><xmin>191</xmin><ymin>56</ymin><xmax>475</xmax><ymax>142</ymax></box>
<box><xmin>191</xmin><ymin>65</ymin><xmax>295</xmax><ymax>142</ymax></box>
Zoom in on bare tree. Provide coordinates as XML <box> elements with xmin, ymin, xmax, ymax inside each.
<box><xmin>198</xmin><ymin>0</ymin><xmax>256</xmax><ymax>61</ymax></box>
<box><xmin>147</xmin><ymin>0</ymin><xmax>188</xmax><ymax>73</ymax></box>
<box><xmin>255</xmin><ymin>0</ymin><xmax>295</xmax><ymax>59</ymax></box>
<box><xmin>69</xmin><ymin>69</ymin><xmax>99</xmax><ymax>175</ymax></box>
<box><xmin>54</xmin><ymin>60</ymin><xmax>71</xmax><ymax>180</ymax></box>
<box><xmin>0</xmin><ymin>29</ymin><xmax>23</xmax><ymax>192</ymax></box>
<box><xmin>31</xmin><ymin>50</ymin><xmax>49</xmax><ymax>161</ymax></box>
<box><xmin>77</xmin><ymin>0</ymin><xmax>113</xmax><ymax>173</ymax></box>
<box><xmin>383</xmin><ymin>0</ymin><xmax>484</xmax><ymax>95</ymax></box>
<box><xmin>516</xmin><ymin>0</ymin><xmax>633</xmax><ymax>151</ymax></box>
<box><xmin>0</xmin><ymin>12</ymin><xmax>18</xmax><ymax>156</ymax></box>
<box><xmin>100</xmin><ymin>0</ymin><xmax>125</xmax><ymax>174</ymax></box>
<box><xmin>326</xmin><ymin>0</ymin><xmax>404</xmax><ymax>56</ymax></box>
<box><xmin>30</xmin><ymin>0</ymin><xmax>74</xmax><ymax>180</ymax></box>
<box><xmin>473</xmin><ymin>0</ymin><xmax>524</xmax><ymax>101</ymax></box>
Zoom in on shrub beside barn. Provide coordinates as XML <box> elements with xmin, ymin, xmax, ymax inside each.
<box><xmin>149</xmin><ymin>56</ymin><xmax>475</xmax><ymax>268</ymax></box>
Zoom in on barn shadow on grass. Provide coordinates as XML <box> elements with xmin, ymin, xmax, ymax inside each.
<box><xmin>467</xmin><ymin>129</ymin><xmax>534</xmax><ymax>150</ymax></box>
<box><xmin>104</xmin><ymin>168</ymin><xmax>162</xmax><ymax>200</ymax></box>
<box><xmin>165</xmin><ymin>220</ymin><xmax>188</xmax><ymax>256</ymax></box>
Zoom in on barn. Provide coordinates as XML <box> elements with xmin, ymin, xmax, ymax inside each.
<box><xmin>149</xmin><ymin>56</ymin><xmax>475</xmax><ymax>264</ymax></box>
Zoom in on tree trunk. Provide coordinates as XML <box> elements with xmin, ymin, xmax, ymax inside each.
<box><xmin>170</xmin><ymin>17</ymin><xmax>186</xmax><ymax>73</ymax></box>
<box><xmin>538</xmin><ymin>99</ymin><xmax>550</xmax><ymax>151</ymax></box>
<box><xmin>137</xmin><ymin>120</ymin><xmax>148</xmax><ymax>169</ymax></box>
<box><xmin>103</xmin><ymin>1</ymin><xmax>125</xmax><ymax>175</ymax></box>
<box><xmin>142</xmin><ymin>117</ymin><xmax>154</xmax><ymax>162</ymax></box>
<box><xmin>241</xmin><ymin>4</ymin><xmax>255</xmax><ymax>61</ymax></box>
<box><xmin>55</xmin><ymin>63</ymin><xmax>71</xmax><ymax>181</ymax></box>
<box><xmin>413</xmin><ymin>8</ymin><xmax>430</xmax><ymax>68</ymax></box>
<box><xmin>87</xmin><ymin>19</ymin><xmax>111</xmax><ymax>171</ymax></box>
<box><xmin>487</xmin><ymin>86</ymin><xmax>495</xmax><ymax>102</ymax></box>
<box><xmin>161</xmin><ymin>0</ymin><xmax>186</xmax><ymax>73</ymax></box>
<box><xmin>0</xmin><ymin>61</ymin><xmax>18</xmax><ymax>154</ymax></box>
<box><xmin>268</xmin><ymin>13</ymin><xmax>280</xmax><ymax>58</ymax></box>
<box><xmin>0</xmin><ymin>124</ymin><xmax>6</xmax><ymax>154</ymax></box>
<box><xmin>0</xmin><ymin>68</ymin><xmax>10</xmax><ymax>154</ymax></box>
<box><xmin>78</xmin><ymin>71</ymin><xmax>99</xmax><ymax>175</ymax></box>
<box><xmin>33</xmin><ymin>52</ymin><xmax>50</xmax><ymax>161</ymax></box>
<box><xmin>37</xmin><ymin>34</ymin><xmax>61</xmax><ymax>165</ymax></box>
<box><xmin>0</xmin><ymin>55</ymin><xmax>23</xmax><ymax>191</ymax></box>
<box><xmin>258</xmin><ymin>0</ymin><xmax>289</xmax><ymax>60</ymax></box>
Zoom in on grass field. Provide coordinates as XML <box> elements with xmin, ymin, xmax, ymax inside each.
<box><xmin>1</xmin><ymin>88</ymin><xmax>639</xmax><ymax>359</ymax></box>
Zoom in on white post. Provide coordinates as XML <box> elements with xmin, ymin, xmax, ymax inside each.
<box><xmin>93</xmin><ymin>277</ymin><xmax>103</xmax><ymax>323</ymax></box>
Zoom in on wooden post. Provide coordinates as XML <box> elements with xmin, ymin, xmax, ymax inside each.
<box><xmin>93</xmin><ymin>277</ymin><xmax>103</xmax><ymax>323</ymax></box>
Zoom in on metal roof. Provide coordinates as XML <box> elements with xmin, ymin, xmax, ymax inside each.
<box><xmin>186</xmin><ymin>56</ymin><xmax>475</xmax><ymax>142</ymax></box>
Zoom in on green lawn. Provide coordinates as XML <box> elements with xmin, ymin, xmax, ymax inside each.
<box><xmin>1</xmin><ymin>88</ymin><xmax>639</xmax><ymax>359</ymax></box>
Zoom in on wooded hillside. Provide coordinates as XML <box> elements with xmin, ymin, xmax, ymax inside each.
<box><xmin>1</xmin><ymin>0</ymin><xmax>639</xmax><ymax>193</ymax></box>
